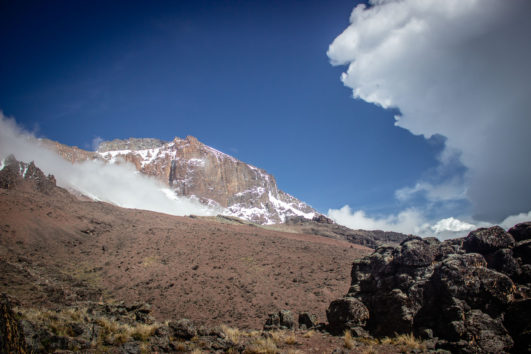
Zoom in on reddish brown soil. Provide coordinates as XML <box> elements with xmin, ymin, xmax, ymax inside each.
<box><xmin>0</xmin><ymin>186</ymin><xmax>370</xmax><ymax>330</ymax></box>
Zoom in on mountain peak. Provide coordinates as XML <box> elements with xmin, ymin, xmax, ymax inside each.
<box><xmin>185</xmin><ymin>135</ymin><xmax>200</xmax><ymax>145</ymax></box>
<box><xmin>49</xmin><ymin>136</ymin><xmax>317</xmax><ymax>224</ymax></box>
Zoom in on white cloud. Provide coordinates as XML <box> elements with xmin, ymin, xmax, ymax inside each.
<box><xmin>500</xmin><ymin>211</ymin><xmax>531</xmax><ymax>231</ymax></box>
<box><xmin>91</xmin><ymin>136</ymin><xmax>104</xmax><ymax>151</ymax></box>
<box><xmin>395</xmin><ymin>179</ymin><xmax>466</xmax><ymax>203</ymax></box>
<box><xmin>328</xmin><ymin>204</ymin><xmax>531</xmax><ymax>240</ymax></box>
<box><xmin>0</xmin><ymin>112</ymin><xmax>216</xmax><ymax>217</ymax></box>
<box><xmin>327</xmin><ymin>205</ymin><xmax>429</xmax><ymax>235</ymax></box>
<box><xmin>328</xmin><ymin>0</ymin><xmax>531</xmax><ymax>222</ymax></box>
<box><xmin>430</xmin><ymin>217</ymin><xmax>475</xmax><ymax>233</ymax></box>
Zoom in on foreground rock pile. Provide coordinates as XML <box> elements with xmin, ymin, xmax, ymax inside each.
<box><xmin>1</xmin><ymin>298</ymin><xmax>250</xmax><ymax>353</ymax></box>
<box><xmin>327</xmin><ymin>222</ymin><xmax>531</xmax><ymax>353</ymax></box>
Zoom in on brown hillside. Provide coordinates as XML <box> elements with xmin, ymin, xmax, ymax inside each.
<box><xmin>0</xmin><ymin>166</ymin><xmax>370</xmax><ymax>329</ymax></box>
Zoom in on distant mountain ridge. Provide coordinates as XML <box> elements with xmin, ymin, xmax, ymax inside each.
<box><xmin>43</xmin><ymin>136</ymin><xmax>316</xmax><ymax>224</ymax></box>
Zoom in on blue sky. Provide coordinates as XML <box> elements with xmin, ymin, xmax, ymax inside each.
<box><xmin>1</xmin><ymin>0</ymin><xmax>530</xmax><ymax>235</ymax></box>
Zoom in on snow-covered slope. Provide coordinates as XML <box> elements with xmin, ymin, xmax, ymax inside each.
<box><xmin>92</xmin><ymin>136</ymin><xmax>315</xmax><ymax>224</ymax></box>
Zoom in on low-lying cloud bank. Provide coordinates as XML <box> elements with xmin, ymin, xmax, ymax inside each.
<box><xmin>0</xmin><ymin>113</ymin><xmax>216</xmax><ymax>217</ymax></box>
<box><xmin>328</xmin><ymin>0</ymin><xmax>531</xmax><ymax>222</ymax></box>
<box><xmin>327</xmin><ymin>0</ymin><xmax>531</xmax><ymax>235</ymax></box>
<box><xmin>328</xmin><ymin>206</ymin><xmax>531</xmax><ymax>240</ymax></box>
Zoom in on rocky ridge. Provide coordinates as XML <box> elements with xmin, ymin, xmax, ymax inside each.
<box><xmin>280</xmin><ymin>215</ymin><xmax>408</xmax><ymax>248</ymax></box>
<box><xmin>327</xmin><ymin>222</ymin><xmax>531</xmax><ymax>353</ymax></box>
<box><xmin>43</xmin><ymin>136</ymin><xmax>316</xmax><ymax>224</ymax></box>
<box><xmin>0</xmin><ymin>154</ymin><xmax>57</xmax><ymax>195</ymax></box>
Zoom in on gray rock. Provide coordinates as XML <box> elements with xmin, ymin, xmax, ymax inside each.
<box><xmin>279</xmin><ymin>310</ymin><xmax>295</xmax><ymax>329</ymax></box>
<box><xmin>264</xmin><ymin>310</ymin><xmax>295</xmax><ymax>330</ymax></box>
<box><xmin>168</xmin><ymin>319</ymin><xmax>196</xmax><ymax>340</ymax></box>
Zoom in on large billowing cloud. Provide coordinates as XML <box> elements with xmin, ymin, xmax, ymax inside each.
<box><xmin>328</xmin><ymin>0</ymin><xmax>531</xmax><ymax>222</ymax></box>
<box><xmin>0</xmin><ymin>112</ymin><xmax>216</xmax><ymax>217</ymax></box>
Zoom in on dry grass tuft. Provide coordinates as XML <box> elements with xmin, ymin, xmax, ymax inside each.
<box><xmin>360</xmin><ymin>344</ymin><xmax>377</xmax><ymax>354</ymax></box>
<box><xmin>244</xmin><ymin>337</ymin><xmax>278</xmax><ymax>354</ymax></box>
<box><xmin>173</xmin><ymin>341</ymin><xmax>188</xmax><ymax>352</ymax></box>
<box><xmin>246</xmin><ymin>330</ymin><xmax>262</xmax><ymax>338</ymax></box>
<box><xmin>284</xmin><ymin>331</ymin><xmax>297</xmax><ymax>345</ymax></box>
<box><xmin>393</xmin><ymin>333</ymin><xmax>426</xmax><ymax>350</ymax></box>
<box><xmin>130</xmin><ymin>323</ymin><xmax>159</xmax><ymax>342</ymax></box>
<box><xmin>221</xmin><ymin>324</ymin><xmax>242</xmax><ymax>344</ymax></box>
<box><xmin>269</xmin><ymin>330</ymin><xmax>284</xmax><ymax>344</ymax></box>
<box><xmin>301</xmin><ymin>330</ymin><xmax>315</xmax><ymax>338</ymax></box>
<box><xmin>344</xmin><ymin>330</ymin><xmax>355</xmax><ymax>349</ymax></box>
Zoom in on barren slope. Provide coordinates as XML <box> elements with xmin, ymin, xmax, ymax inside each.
<box><xmin>0</xmin><ymin>177</ymin><xmax>370</xmax><ymax>329</ymax></box>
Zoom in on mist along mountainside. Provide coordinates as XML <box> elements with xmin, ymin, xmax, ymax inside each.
<box><xmin>42</xmin><ymin>135</ymin><xmax>409</xmax><ymax>248</ymax></box>
<box><xmin>42</xmin><ymin>136</ymin><xmax>316</xmax><ymax>224</ymax></box>
<box><xmin>1</xmin><ymin>156</ymin><xmax>530</xmax><ymax>353</ymax></box>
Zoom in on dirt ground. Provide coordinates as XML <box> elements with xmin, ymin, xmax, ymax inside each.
<box><xmin>0</xmin><ymin>186</ymin><xmax>371</xmax><ymax>330</ymax></box>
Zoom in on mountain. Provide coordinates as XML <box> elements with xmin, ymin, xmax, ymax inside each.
<box><xmin>43</xmin><ymin>136</ymin><xmax>316</xmax><ymax>224</ymax></box>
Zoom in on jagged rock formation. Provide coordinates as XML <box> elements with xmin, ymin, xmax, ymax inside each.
<box><xmin>0</xmin><ymin>154</ymin><xmax>57</xmax><ymax>194</ymax></box>
<box><xmin>327</xmin><ymin>223</ymin><xmax>531</xmax><ymax>353</ymax></box>
<box><xmin>44</xmin><ymin>136</ymin><xmax>316</xmax><ymax>224</ymax></box>
<box><xmin>283</xmin><ymin>215</ymin><xmax>408</xmax><ymax>248</ymax></box>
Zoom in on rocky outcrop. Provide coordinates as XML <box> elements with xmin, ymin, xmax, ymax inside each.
<box><xmin>327</xmin><ymin>223</ymin><xmax>531</xmax><ymax>353</ymax></box>
<box><xmin>0</xmin><ymin>294</ymin><xmax>28</xmax><ymax>354</ymax></box>
<box><xmin>0</xmin><ymin>155</ymin><xmax>57</xmax><ymax>194</ymax></box>
<box><xmin>264</xmin><ymin>310</ymin><xmax>296</xmax><ymax>330</ymax></box>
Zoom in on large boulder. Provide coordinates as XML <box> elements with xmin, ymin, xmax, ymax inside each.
<box><xmin>504</xmin><ymin>299</ymin><xmax>531</xmax><ymax>353</ymax></box>
<box><xmin>508</xmin><ymin>222</ymin><xmax>531</xmax><ymax>242</ymax></box>
<box><xmin>392</xmin><ymin>238</ymin><xmax>437</xmax><ymax>267</ymax></box>
<box><xmin>463</xmin><ymin>226</ymin><xmax>515</xmax><ymax>255</ymax></box>
<box><xmin>168</xmin><ymin>319</ymin><xmax>196</xmax><ymax>340</ymax></box>
<box><xmin>326</xmin><ymin>297</ymin><xmax>369</xmax><ymax>333</ymax></box>
<box><xmin>298</xmin><ymin>312</ymin><xmax>317</xmax><ymax>330</ymax></box>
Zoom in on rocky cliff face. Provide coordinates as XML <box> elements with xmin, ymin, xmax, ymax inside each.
<box><xmin>326</xmin><ymin>223</ymin><xmax>531</xmax><ymax>353</ymax></box>
<box><xmin>47</xmin><ymin>136</ymin><xmax>315</xmax><ymax>224</ymax></box>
